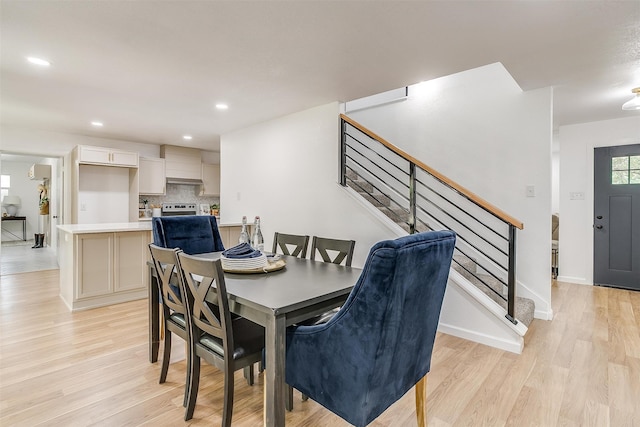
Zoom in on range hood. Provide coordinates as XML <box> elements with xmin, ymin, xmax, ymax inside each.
<box><xmin>166</xmin><ymin>177</ymin><xmax>203</xmax><ymax>185</ymax></box>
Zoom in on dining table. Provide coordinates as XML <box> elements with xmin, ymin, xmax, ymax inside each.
<box><xmin>147</xmin><ymin>253</ymin><xmax>362</xmax><ymax>427</ymax></box>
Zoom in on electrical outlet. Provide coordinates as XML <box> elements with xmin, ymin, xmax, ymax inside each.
<box><xmin>569</xmin><ymin>192</ymin><xmax>585</xmax><ymax>200</ymax></box>
<box><xmin>80</xmin><ymin>203</ymin><xmax>87</xmax><ymax>211</ymax></box>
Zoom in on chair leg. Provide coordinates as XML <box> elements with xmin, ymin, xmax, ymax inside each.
<box><xmin>415</xmin><ymin>375</ymin><xmax>427</xmax><ymax>427</ymax></box>
<box><xmin>286</xmin><ymin>385</ymin><xmax>293</xmax><ymax>411</ymax></box>
<box><xmin>302</xmin><ymin>393</ymin><xmax>308</xmax><ymax>401</ymax></box>
<box><xmin>244</xmin><ymin>365</ymin><xmax>254</xmax><ymax>386</ymax></box>
<box><xmin>222</xmin><ymin>363</ymin><xmax>235</xmax><ymax>427</ymax></box>
<box><xmin>184</xmin><ymin>355</ymin><xmax>200</xmax><ymax>421</ymax></box>
<box><xmin>183</xmin><ymin>337</ymin><xmax>191</xmax><ymax>407</ymax></box>
<box><xmin>159</xmin><ymin>329</ymin><xmax>171</xmax><ymax>383</ymax></box>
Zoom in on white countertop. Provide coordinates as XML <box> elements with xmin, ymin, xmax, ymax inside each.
<box><xmin>58</xmin><ymin>222</ymin><xmax>153</xmax><ymax>234</ymax></box>
<box><xmin>58</xmin><ymin>219</ymin><xmax>243</xmax><ymax>234</ymax></box>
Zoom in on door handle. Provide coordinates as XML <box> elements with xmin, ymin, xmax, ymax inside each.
<box><xmin>595</xmin><ymin>225</ymin><xmax>603</xmax><ymax>229</ymax></box>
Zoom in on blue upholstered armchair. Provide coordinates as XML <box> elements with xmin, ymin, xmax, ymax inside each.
<box><xmin>152</xmin><ymin>215</ymin><xmax>225</xmax><ymax>254</ymax></box>
<box><xmin>285</xmin><ymin>230</ymin><xmax>456</xmax><ymax>427</ymax></box>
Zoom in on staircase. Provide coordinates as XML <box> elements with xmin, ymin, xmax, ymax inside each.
<box><xmin>346</xmin><ymin>169</ymin><xmax>535</xmax><ymax>327</ymax></box>
<box><xmin>340</xmin><ymin>113</ymin><xmax>535</xmax><ymax>330</ymax></box>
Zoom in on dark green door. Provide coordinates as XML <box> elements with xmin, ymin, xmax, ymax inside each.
<box><xmin>593</xmin><ymin>144</ymin><xmax>640</xmax><ymax>290</ymax></box>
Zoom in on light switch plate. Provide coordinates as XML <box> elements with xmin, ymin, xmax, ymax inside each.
<box><xmin>526</xmin><ymin>185</ymin><xmax>536</xmax><ymax>197</ymax></box>
<box><xmin>570</xmin><ymin>192</ymin><xmax>585</xmax><ymax>200</ymax></box>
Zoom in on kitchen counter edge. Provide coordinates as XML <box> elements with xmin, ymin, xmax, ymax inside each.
<box><xmin>58</xmin><ymin>222</ymin><xmax>153</xmax><ymax>234</ymax></box>
<box><xmin>58</xmin><ymin>221</ymin><xmax>243</xmax><ymax>234</ymax></box>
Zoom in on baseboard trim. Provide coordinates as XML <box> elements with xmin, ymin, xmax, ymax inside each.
<box><xmin>557</xmin><ymin>275</ymin><xmax>592</xmax><ymax>285</ymax></box>
<box><xmin>437</xmin><ymin>322</ymin><xmax>524</xmax><ymax>354</ymax></box>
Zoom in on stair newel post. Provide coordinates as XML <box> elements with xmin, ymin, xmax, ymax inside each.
<box><xmin>340</xmin><ymin>118</ymin><xmax>347</xmax><ymax>186</ymax></box>
<box><xmin>409</xmin><ymin>162</ymin><xmax>417</xmax><ymax>234</ymax></box>
<box><xmin>506</xmin><ymin>224</ymin><xmax>518</xmax><ymax>324</ymax></box>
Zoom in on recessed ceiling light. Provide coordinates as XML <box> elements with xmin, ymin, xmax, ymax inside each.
<box><xmin>91</xmin><ymin>121</ymin><xmax>104</xmax><ymax>127</ymax></box>
<box><xmin>26</xmin><ymin>57</ymin><xmax>51</xmax><ymax>67</ymax></box>
<box><xmin>183</xmin><ymin>135</ymin><xmax>192</xmax><ymax>140</ymax></box>
<box><xmin>215</xmin><ymin>103</ymin><xmax>229</xmax><ymax>110</ymax></box>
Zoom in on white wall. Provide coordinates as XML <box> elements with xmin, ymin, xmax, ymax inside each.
<box><xmin>348</xmin><ymin>63</ymin><xmax>554</xmax><ymax>317</ymax></box>
<box><xmin>558</xmin><ymin>116</ymin><xmax>640</xmax><ymax>285</ymax></box>
<box><xmin>220</xmin><ymin>102</ymin><xmax>396</xmax><ymax>266</ymax></box>
<box><xmin>77</xmin><ymin>165</ymin><xmax>130</xmax><ymax>224</ymax></box>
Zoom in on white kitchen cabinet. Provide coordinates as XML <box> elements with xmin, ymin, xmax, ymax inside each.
<box><xmin>161</xmin><ymin>145</ymin><xmax>202</xmax><ymax>180</ymax></box>
<box><xmin>78</xmin><ymin>145</ymin><xmax>139</xmax><ymax>167</ymax></box>
<box><xmin>67</xmin><ymin>146</ymin><xmax>140</xmax><ymax>224</ymax></box>
<box><xmin>59</xmin><ymin>225</ymin><xmax>151</xmax><ymax>311</ymax></box>
<box><xmin>201</xmin><ymin>163</ymin><xmax>220</xmax><ymax>196</ymax></box>
<box><xmin>139</xmin><ymin>157</ymin><xmax>166</xmax><ymax>195</ymax></box>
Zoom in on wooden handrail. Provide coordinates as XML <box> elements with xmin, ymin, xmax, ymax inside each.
<box><xmin>340</xmin><ymin>114</ymin><xmax>524</xmax><ymax>230</ymax></box>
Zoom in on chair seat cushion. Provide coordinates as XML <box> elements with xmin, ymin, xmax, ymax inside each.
<box><xmin>199</xmin><ymin>318</ymin><xmax>264</xmax><ymax>360</ymax></box>
<box><xmin>168</xmin><ymin>313</ymin><xmax>186</xmax><ymax>328</ymax></box>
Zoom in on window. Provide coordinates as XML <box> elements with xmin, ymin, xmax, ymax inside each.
<box><xmin>612</xmin><ymin>156</ymin><xmax>640</xmax><ymax>185</ymax></box>
<box><xmin>1</xmin><ymin>174</ymin><xmax>9</xmax><ymax>200</ymax></box>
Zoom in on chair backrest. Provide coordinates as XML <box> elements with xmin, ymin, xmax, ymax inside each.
<box><xmin>149</xmin><ymin>244</ymin><xmax>185</xmax><ymax>315</ymax></box>
<box><xmin>309</xmin><ymin>236</ymin><xmax>355</xmax><ymax>266</ymax></box>
<box><xmin>286</xmin><ymin>230</ymin><xmax>456</xmax><ymax>427</ymax></box>
<box><xmin>272</xmin><ymin>232</ymin><xmax>309</xmax><ymax>258</ymax></box>
<box><xmin>152</xmin><ymin>215</ymin><xmax>225</xmax><ymax>255</ymax></box>
<box><xmin>176</xmin><ymin>252</ymin><xmax>233</xmax><ymax>351</ymax></box>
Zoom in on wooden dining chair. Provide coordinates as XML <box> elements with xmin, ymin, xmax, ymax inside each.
<box><xmin>148</xmin><ymin>244</ymin><xmax>190</xmax><ymax>406</ymax></box>
<box><xmin>176</xmin><ymin>252</ymin><xmax>265</xmax><ymax>425</ymax></box>
<box><xmin>272</xmin><ymin>232</ymin><xmax>310</xmax><ymax>258</ymax></box>
<box><xmin>309</xmin><ymin>236</ymin><xmax>356</xmax><ymax>266</ymax></box>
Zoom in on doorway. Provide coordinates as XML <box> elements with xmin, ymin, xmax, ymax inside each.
<box><xmin>593</xmin><ymin>144</ymin><xmax>640</xmax><ymax>290</ymax></box>
<box><xmin>0</xmin><ymin>153</ymin><xmax>62</xmax><ymax>275</ymax></box>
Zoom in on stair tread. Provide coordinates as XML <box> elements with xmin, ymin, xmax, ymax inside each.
<box><xmin>452</xmin><ymin>263</ymin><xmax>534</xmax><ymax>327</ymax></box>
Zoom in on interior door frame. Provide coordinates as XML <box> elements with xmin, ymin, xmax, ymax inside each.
<box><xmin>0</xmin><ymin>151</ymin><xmax>64</xmax><ymax>271</ymax></box>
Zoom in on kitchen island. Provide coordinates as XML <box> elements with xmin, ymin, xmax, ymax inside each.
<box><xmin>58</xmin><ymin>220</ymin><xmax>246</xmax><ymax>311</ymax></box>
<box><xmin>58</xmin><ymin>222</ymin><xmax>153</xmax><ymax>311</ymax></box>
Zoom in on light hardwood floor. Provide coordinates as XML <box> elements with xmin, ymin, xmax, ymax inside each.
<box><xmin>1</xmin><ymin>270</ymin><xmax>639</xmax><ymax>426</ymax></box>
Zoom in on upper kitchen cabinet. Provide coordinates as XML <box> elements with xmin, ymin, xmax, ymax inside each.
<box><xmin>201</xmin><ymin>163</ymin><xmax>220</xmax><ymax>196</ymax></box>
<box><xmin>65</xmin><ymin>145</ymin><xmax>140</xmax><ymax>224</ymax></box>
<box><xmin>139</xmin><ymin>157</ymin><xmax>166</xmax><ymax>195</ymax></box>
<box><xmin>160</xmin><ymin>145</ymin><xmax>201</xmax><ymax>181</ymax></box>
<box><xmin>78</xmin><ymin>145</ymin><xmax>139</xmax><ymax>168</ymax></box>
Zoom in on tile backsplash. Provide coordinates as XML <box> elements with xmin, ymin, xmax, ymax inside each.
<box><xmin>139</xmin><ymin>184</ymin><xmax>219</xmax><ymax>208</ymax></box>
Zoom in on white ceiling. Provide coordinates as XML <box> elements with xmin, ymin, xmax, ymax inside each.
<box><xmin>1</xmin><ymin>1</ymin><xmax>639</xmax><ymax>152</ymax></box>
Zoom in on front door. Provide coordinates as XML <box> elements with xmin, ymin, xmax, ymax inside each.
<box><xmin>593</xmin><ymin>144</ymin><xmax>640</xmax><ymax>290</ymax></box>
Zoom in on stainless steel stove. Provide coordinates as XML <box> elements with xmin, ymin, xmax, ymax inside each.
<box><xmin>161</xmin><ymin>202</ymin><xmax>197</xmax><ymax>216</ymax></box>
